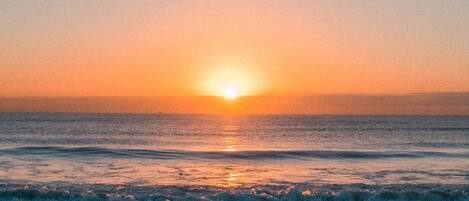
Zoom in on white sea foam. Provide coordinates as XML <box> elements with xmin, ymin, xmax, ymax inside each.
<box><xmin>0</xmin><ymin>182</ymin><xmax>468</xmax><ymax>201</ymax></box>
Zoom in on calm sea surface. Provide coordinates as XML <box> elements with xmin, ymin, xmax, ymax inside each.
<box><xmin>0</xmin><ymin>113</ymin><xmax>468</xmax><ymax>200</ymax></box>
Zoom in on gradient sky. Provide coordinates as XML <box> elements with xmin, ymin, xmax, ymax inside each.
<box><xmin>1</xmin><ymin>0</ymin><xmax>469</xmax><ymax>98</ymax></box>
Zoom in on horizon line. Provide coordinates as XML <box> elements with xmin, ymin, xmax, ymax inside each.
<box><xmin>1</xmin><ymin>111</ymin><xmax>469</xmax><ymax>117</ymax></box>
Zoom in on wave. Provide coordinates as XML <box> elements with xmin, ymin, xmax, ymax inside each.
<box><xmin>1</xmin><ymin>146</ymin><xmax>468</xmax><ymax>160</ymax></box>
<box><xmin>404</xmin><ymin>142</ymin><xmax>469</xmax><ymax>148</ymax></box>
<box><xmin>0</xmin><ymin>183</ymin><xmax>468</xmax><ymax>201</ymax></box>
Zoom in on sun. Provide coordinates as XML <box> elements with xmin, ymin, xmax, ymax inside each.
<box><xmin>201</xmin><ymin>60</ymin><xmax>264</xmax><ymax>98</ymax></box>
<box><xmin>223</xmin><ymin>87</ymin><xmax>239</xmax><ymax>100</ymax></box>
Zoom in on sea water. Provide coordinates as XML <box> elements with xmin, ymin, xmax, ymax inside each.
<box><xmin>0</xmin><ymin>113</ymin><xmax>468</xmax><ymax>200</ymax></box>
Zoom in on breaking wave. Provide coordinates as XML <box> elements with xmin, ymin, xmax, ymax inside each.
<box><xmin>1</xmin><ymin>146</ymin><xmax>468</xmax><ymax>161</ymax></box>
<box><xmin>0</xmin><ymin>183</ymin><xmax>468</xmax><ymax>201</ymax></box>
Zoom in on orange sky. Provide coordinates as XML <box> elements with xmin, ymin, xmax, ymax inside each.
<box><xmin>1</xmin><ymin>1</ymin><xmax>469</xmax><ymax>114</ymax></box>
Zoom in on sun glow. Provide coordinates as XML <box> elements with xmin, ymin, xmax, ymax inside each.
<box><xmin>223</xmin><ymin>87</ymin><xmax>239</xmax><ymax>100</ymax></box>
<box><xmin>200</xmin><ymin>61</ymin><xmax>263</xmax><ymax>98</ymax></box>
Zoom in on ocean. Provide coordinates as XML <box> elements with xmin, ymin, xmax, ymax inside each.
<box><xmin>0</xmin><ymin>113</ymin><xmax>468</xmax><ymax>200</ymax></box>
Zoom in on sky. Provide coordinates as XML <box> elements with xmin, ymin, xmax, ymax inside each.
<box><xmin>1</xmin><ymin>0</ymin><xmax>469</xmax><ymax>114</ymax></box>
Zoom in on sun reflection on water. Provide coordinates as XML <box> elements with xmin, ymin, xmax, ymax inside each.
<box><xmin>225</xmin><ymin>171</ymin><xmax>242</xmax><ymax>187</ymax></box>
<box><xmin>222</xmin><ymin>137</ymin><xmax>237</xmax><ymax>152</ymax></box>
<box><xmin>221</xmin><ymin>118</ymin><xmax>240</xmax><ymax>152</ymax></box>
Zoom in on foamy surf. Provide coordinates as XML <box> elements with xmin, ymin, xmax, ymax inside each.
<box><xmin>0</xmin><ymin>183</ymin><xmax>468</xmax><ymax>201</ymax></box>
